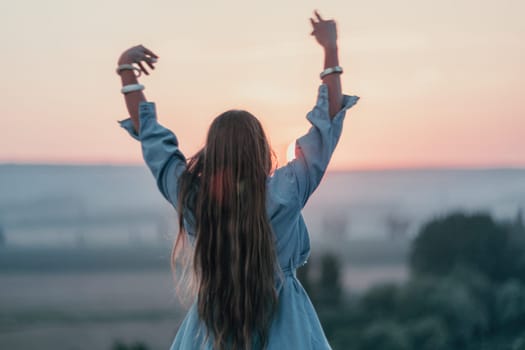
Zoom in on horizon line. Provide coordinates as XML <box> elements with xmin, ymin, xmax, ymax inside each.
<box><xmin>2</xmin><ymin>161</ymin><xmax>525</xmax><ymax>172</ymax></box>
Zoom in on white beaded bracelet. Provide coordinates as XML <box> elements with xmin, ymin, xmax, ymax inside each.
<box><xmin>121</xmin><ymin>84</ymin><xmax>145</xmax><ymax>94</ymax></box>
<box><xmin>116</xmin><ymin>64</ymin><xmax>142</xmax><ymax>78</ymax></box>
<box><xmin>320</xmin><ymin>66</ymin><xmax>343</xmax><ymax>79</ymax></box>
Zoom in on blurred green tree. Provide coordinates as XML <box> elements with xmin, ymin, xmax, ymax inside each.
<box><xmin>298</xmin><ymin>252</ymin><xmax>344</xmax><ymax>308</ymax></box>
<box><xmin>299</xmin><ymin>211</ymin><xmax>525</xmax><ymax>350</ymax></box>
<box><xmin>406</xmin><ymin>317</ymin><xmax>450</xmax><ymax>350</ymax></box>
<box><xmin>396</xmin><ymin>276</ymin><xmax>489</xmax><ymax>346</ymax></box>
<box><xmin>360</xmin><ymin>283</ymin><xmax>400</xmax><ymax>321</ymax></box>
<box><xmin>111</xmin><ymin>340</ymin><xmax>150</xmax><ymax>350</ymax></box>
<box><xmin>513</xmin><ymin>333</ymin><xmax>525</xmax><ymax>350</ymax></box>
<box><xmin>494</xmin><ymin>279</ymin><xmax>525</xmax><ymax>327</ymax></box>
<box><xmin>360</xmin><ymin>321</ymin><xmax>411</xmax><ymax>350</ymax></box>
<box><xmin>409</xmin><ymin>212</ymin><xmax>522</xmax><ymax>282</ymax></box>
<box><xmin>317</xmin><ymin>252</ymin><xmax>343</xmax><ymax>306</ymax></box>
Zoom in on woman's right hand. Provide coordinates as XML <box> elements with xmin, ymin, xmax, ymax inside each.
<box><xmin>117</xmin><ymin>44</ymin><xmax>159</xmax><ymax>76</ymax></box>
<box><xmin>309</xmin><ymin>10</ymin><xmax>338</xmax><ymax>50</ymax></box>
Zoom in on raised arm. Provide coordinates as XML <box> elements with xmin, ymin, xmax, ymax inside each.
<box><xmin>117</xmin><ymin>45</ymin><xmax>159</xmax><ymax>133</ymax></box>
<box><xmin>116</xmin><ymin>45</ymin><xmax>187</xmax><ymax>210</ymax></box>
<box><xmin>274</xmin><ymin>11</ymin><xmax>359</xmax><ymax>208</ymax></box>
<box><xmin>310</xmin><ymin>10</ymin><xmax>343</xmax><ymax>118</ymax></box>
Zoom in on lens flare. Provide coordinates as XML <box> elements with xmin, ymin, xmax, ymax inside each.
<box><xmin>286</xmin><ymin>140</ymin><xmax>296</xmax><ymax>162</ymax></box>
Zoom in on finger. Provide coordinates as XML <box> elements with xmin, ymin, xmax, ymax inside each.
<box><xmin>141</xmin><ymin>45</ymin><xmax>159</xmax><ymax>58</ymax></box>
<box><xmin>310</xmin><ymin>18</ymin><xmax>317</xmax><ymax>27</ymax></box>
<box><xmin>144</xmin><ymin>58</ymin><xmax>155</xmax><ymax>70</ymax></box>
<box><xmin>145</xmin><ymin>54</ymin><xmax>157</xmax><ymax>64</ymax></box>
<box><xmin>315</xmin><ymin>10</ymin><xmax>323</xmax><ymax>21</ymax></box>
<box><xmin>137</xmin><ymin>61</ymin><xmax>149</xmax><ymax>75</ymax></box>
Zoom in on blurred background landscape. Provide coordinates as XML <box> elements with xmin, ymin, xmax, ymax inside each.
<box><xmin>2</xmin><ymin>0</ymin><xmax>524</xmax><ymax>348</ymax></box>
<box><xmin>1</xmin><ymin>164</ymin><xmax>524</xmax><ymax>349</ymax></box>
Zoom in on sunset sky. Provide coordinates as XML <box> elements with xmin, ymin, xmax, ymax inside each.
<box><xmin>1</xmin><ymin>0</ymin><xmax>524</xmax><ymax>170</ymax></box>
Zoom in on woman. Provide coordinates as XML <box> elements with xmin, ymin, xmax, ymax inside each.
<box><xmin>116</xmin><ymin>10</ymin><xmax>359</xmax><ymax>350</ymax></box>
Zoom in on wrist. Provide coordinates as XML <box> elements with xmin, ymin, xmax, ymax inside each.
<box><xmin>117</xmin><ymin>54</ymin><xmax>133</xmax><ymax>65</ymax></box>
<box><xmin>323</xmin><ymin>43</ymin><xmax>338</xmax><ymax>53</ymax></box>
<box><xmin>323</xmin><ymin>45</ymin><xmax>339</xmax><ymax>69</ymax></box>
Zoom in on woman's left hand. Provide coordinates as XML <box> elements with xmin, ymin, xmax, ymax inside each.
<box><xmin>118</xmin><ymin>44</ymin><xmax>159</xmax><ymax>76</ymax></box>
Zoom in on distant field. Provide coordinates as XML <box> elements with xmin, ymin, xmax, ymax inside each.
<box><xmin>0</xmin><ymin>319</ymin><xmax>180</xmax><ymax>350</ymax></box>
<box><xmin>0</xmin><ymin>242</ymin><xmax>408</xmax><ymax>350</ymax></box>
<box><xmin>0</xmin><ymin>237</ymin><xmax>409</xmax><ymax>272</ymax></box>
<box><xmin>0</xmin><ymin>266</ymin><xmax>407</xmax><ymax>349</ymax></box>
<box><xmin>0</xmin><ymin>246</ymin><xmax>172</xmax><ymax>272</ymax></box>
<box><xmin>0</xmin><ymin>269</ymin><xmax>185</xmax><ymax>350</ymax></box>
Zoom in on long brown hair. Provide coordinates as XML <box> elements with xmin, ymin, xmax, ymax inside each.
<box><xmin>172</xmin><ymin>110</ymin><xmax>279</xmax><ymax>350</ymax></box>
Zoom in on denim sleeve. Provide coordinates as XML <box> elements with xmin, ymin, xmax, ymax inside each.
<box><xmin>117</xmin><ymin>101</ymin><xmax>187</xmax><ymax>210</ymax></box>
<box><xmin>289</xmin><ymin>84</ymin><xmax>359</xmax><ymax>207</ymax></box>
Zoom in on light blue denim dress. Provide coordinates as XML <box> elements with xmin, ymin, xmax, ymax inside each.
<box><xmin>118</xmin><ymin>84</ymin><xmax>359</xmax><ymax>349</ymax></box>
